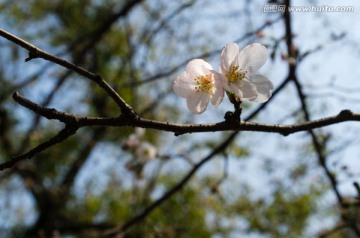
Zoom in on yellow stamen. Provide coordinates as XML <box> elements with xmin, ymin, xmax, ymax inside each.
<box><xmin>226</xmin><ymin>66</ymin><xmax>247</xmax><ymax>83</ymax></box>
<box><xmin>194</xmin><ymin>74</ymin><xmax>213</xmax><ymax>94</ymax></box>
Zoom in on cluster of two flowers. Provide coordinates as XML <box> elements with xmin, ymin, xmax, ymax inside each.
<box><xmin>173</xmin><ymin>43</ymin><xmax>274</xmax><ymax>114</ymax></box>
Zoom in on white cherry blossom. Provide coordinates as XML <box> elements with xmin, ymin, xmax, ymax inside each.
<box><xmin>135</xmin><ymin>142</ymin><xmax>157</xmax><ymax>162</ymax></box>
<box><xmin>220</xmin><ymin>43</ymin><xmax>274</xmax><ymax>102</ymax></box>
<box><xmin>173</xmin><ymin>59</ymin><xmax>224</xmax><ymax>114</ymax></box>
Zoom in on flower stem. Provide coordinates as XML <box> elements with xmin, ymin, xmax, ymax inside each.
<box><xmin>224</xmin><ymin>91</ymin><xmax>242</xmax><ymax>123</ymax></box>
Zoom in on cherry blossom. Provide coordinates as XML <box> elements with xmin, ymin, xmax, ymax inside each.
<box><xmin>220</xmin><ymin>43</ymin><xmax>274</xmax><ymax>102</ymax></box>
<box><xmin>122</xmin><ymin>127</ymin><xmax>145</xmax><ymax>150</ymax></box>
<box><xmin>135</xmin><ymin>142</ymin><xmax>157</xmax><ymax>162</ymax></box>
<box><xmin>173</xmin><ymin>59</ymin><xmax>224</xmax><ymax>114</ymax></box>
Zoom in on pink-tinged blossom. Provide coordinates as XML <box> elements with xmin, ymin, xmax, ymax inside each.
<box><xmin>173</xmin><ymin>59</ymin><xmax>224</xmax><ymax>114</ymax></box>
<box><xmin>220</xmin><ymin>43</ymin><xmax>274</xmax><ymax>102</ymax></box>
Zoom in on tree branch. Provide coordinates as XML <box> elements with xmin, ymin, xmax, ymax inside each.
<box><xmin>11</xmin><ymin>91</ymin><xmax>360</xmax><ymax>136</ymax></box>
<box><xmin>60</xmin><ymin>128</ymin><xmax>106</xmax><ymax>191</ymax></box>
<box><xmin>0</xmin><ymin>125</ymin><xmax>77</xmax><ymax>171</ymax></box>
<box><xmin>284</xmin><ymin>0</ymin><xmax>360</xmax><ymax>236</ymax></box>
<box><xmin>2</xmin><ymin>90</ymin><xmax>359</xmax><ymax>171</ymax></box>
<box><xmin>0</xmin><ymin>28</ymin><xmax>134</xmax><ymax>115</ymax></box>
<box><xmin>103</xmin><ymin>131</ymin><xmax>239</xmax><ymax>236</ymax></box>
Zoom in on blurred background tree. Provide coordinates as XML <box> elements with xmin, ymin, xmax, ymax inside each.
<box><xmin>1</xmin><ymin>0</ymin><xmax>360</xmax><ymax>237</ymax></box>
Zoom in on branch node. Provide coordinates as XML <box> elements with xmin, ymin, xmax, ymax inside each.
<box><xmin>64</xmin><ymin>123</ymin><xmax>79</xmax><ymax>134</ymax></box>
<box><xmin>224</xmin><ymin>111</ymin><xmax>236</xmax><ymax>122</ymax></box>
<box><xmin>120</xmin><ymin>108</ymin><xmax>139</xmax><ymax>126</ymax></box>
<box><xmin>224</xmin><ymin>98</ymin><xmax>242</xmax><ymax>124</ymax></box>
<box><xmin>338</xmin><ymin>109</ymin><xmax>353</xmax><ymax>119</ymax></box>
<box><xmin>25</xmin><ymin>51</ymin><xmax>39</xmax><ymax>62</ymax></box>
<box><xmin>281</xmin><ymin>131</ymin><xmax>290</xmax><ymax>137</ymax></box>
<box><xmin>12</xmin><ymin>91</ymin><xmax>20</xmax><ymax>100</ymax></box>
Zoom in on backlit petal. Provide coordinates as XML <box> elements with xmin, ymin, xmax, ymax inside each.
<box><xmin>228</xmin><ymin>83</ymin><xmax>244</xmax><ymax>100</ymax></box>
<box><xmin>173</xmin><ymin>71</ymin><xmax>196</xmax><ymax>98</ymax></box>
<box><xmin>239</xmin><ymin>80</ymin><xmax>258</xmax><ymax>100</ymax></box>
<box><xmin>186</xmin><ymin>92</ymin><xmax>211</xmax><ymax>114</ymax></box>
<box><xmin>249</xmin><ymin>74</ymin><xmax>274</xmax><ymax>103</ymax></box>
<box><xmin>210</xmin><ymin>72</ymin><xmax>224</xmax><ymax>107</ymax></box>
<box><xmin>234</xmin><ymin>43</ymin><xmax>267</xmax><ymax>74</ymax></box>
<box><xmin>186</xmin><ymin>59</ymin><xmax>213</xmax><ymax>79</ymax></box>
<box><xmin>220</xmin><ymin>43</ymin><xmax>239</xmax><ymax>74</ymax></box>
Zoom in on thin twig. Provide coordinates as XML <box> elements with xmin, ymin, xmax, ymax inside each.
<box><xmin>133</xmin><ymin>15</ymin><xmax>283</xmax><ymax>87</ymax></box>
<box><xmin>103</xmin><ymin>131</ymin><xmax>239</xmax><ymax>236</ymax></box>
<box><xmin>0</xmin><ymin>125</ymin><xmax>77</xmax><ymax>170</ymax></box>
<box><xmin>284</xmin><ymin>0</ymin><xmax>360</xmax><ymax>236</ymax></box>
<box><xmin>0</xmin><ymin>28</ymin><xmax>134</xmax><ymax>114</ymax></box>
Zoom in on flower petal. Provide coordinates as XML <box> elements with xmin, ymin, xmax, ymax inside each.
<box><xmin>210</xmin><ymin>72</ymin><xmax>224</xmax><ymax>107</ymax></box>
<box><xmin>173</xmin><ymin>71</ymin><xmax>196</xmax><ymax>98</ymax></box>
<box><xmin>221</xmin><ymin>79</ymin><xmax>232</xmax><ymax>93</ymax></box>
<box><xmin>186</xmin><ymin>59</ymin><xmax>212</xmax><ymax>79</ymax></box>
<box><xmin>239</xmin><ymin>80</ymin><xmax>258</xmax><ymax>100</ymax></box>
<box><xmin>220</xmin><ymin>43</ymin><xmax>239</xmax><ymax>74</ymax></box>
<box><xmin>186</xmin><ymin>92</ymin><xmax>210</xmax><ymax>114</ymax></box>
<box><xmin>228</xmin><ymin>83</ymin><xmax>244</xmax><ymax>100</ymax></box>
<box><xmin>234</xmin><ymin>43</ymin><xmax>268</xmax><ymax>74</ymax></box>
<box><xmin>248</xmin><ymin>74</ymin><xmax>274</xmax><ymax>103</ymax></box>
